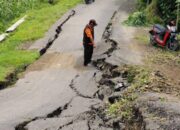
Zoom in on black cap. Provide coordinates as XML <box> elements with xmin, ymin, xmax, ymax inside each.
<box><xmin>89</xmin><ymin>19</ymin><xmax>97</xmax><ymax>26</ymax></box>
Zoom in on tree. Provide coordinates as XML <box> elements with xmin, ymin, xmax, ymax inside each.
<box><xmin>48</xmin><ymin>0</ymin><xmax>54</xmax><ymax>4</ymax></box>
<box><xmin>176</xmin><ymin>0</ymin><xmax>180</xmax><ymax>29</ymax></box>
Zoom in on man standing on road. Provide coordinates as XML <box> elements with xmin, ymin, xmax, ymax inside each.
<box><xmin>83</xmin><ymin>19</ymin><xmax>97</xmax><ymax>66</ymax></box>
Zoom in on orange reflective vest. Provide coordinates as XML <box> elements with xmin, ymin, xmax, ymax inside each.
<box><xmin>83</xmin><ymin>25</ymin><xmax>94</xmax><ymax>45</ymax></box>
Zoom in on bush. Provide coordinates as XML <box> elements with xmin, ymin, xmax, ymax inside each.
<box><xmin>125</xmin><ymin>11</ymin><xmax>147</xmax><ymax>26</ymax></box>
<box><xmin>157</xmin><ymin>0</ymin><xmax>177</xmax><ymax>23</ymax></box>
<box><xmin>137</xmin><ymin>0</ymin><xmax>152</xmax><ymax>10</ymax></box>
<box><xmin>145</xmin><ymin>0</ymin><xmax>164</xmax><ymax>23</ymax></box>
<box><xmin>136</xmin><ymin>0</ymin><xmax>178</xmax><ymax>25</ymax></box>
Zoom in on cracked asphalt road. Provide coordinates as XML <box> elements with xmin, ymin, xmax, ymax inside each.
<box><xmin>0</xmin><ymin>0</ymin><xmax>139</xmax><ymax>130</ymax></box>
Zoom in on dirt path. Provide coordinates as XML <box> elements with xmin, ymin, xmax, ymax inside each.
<box><xmin>0</xmin><ymin>0</ymin><xmax>142</xmax><ymax>130</ymax></box>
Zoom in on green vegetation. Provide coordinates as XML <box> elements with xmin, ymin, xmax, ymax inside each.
<box><xmin>108</xmin><ymin>51</ymin><xmax>180</xmax><ymax>120</ymax></box>
<box><xmin>108</xmin><ymin>66</ymin><xmax>151</xmax><ymax>119</ymax></box>
<box><xmin>134</xmin><ymin>35</ymin><xmax>149</xmax><ymax>44</ymax></box>
<box><xmin>124</xmin><ymin>11</ymin><xmax>147</xmax><ymax>26</ymax></box>
<box><xmin>0</xmin><ymin>0</ymin><xmax>61</xmax><ymax>32</ymax></box>
<box><xmin>0</xmin><ymin>0</ymin><xmax>45</xmax><ymax>33</ymax></box>
<box><xmin>145</xmin><ymin>0</ymin><xmax>163</xmax><ymax>23</ymax></box>
<box><xmin>147</xmin><ymin>49</ymin><xmax>180</xmax><ymax>66</ymax></box>
<box><xmin>125</xmin><ymin>0</ymin><xmax>180</xmax><ymax>27</ymax></box>
<box><xmin>108</xmin><ymin>97</ymin><xmax>134</xmax><ymax>120</ymax></box>
<box><xmin>0</xmin><ymin>0</ymin><xmax>82</xmax><ymax>82</ymax></box>
<box><xmin>157</xmin><ymin>0</ymin><xmax>177</xmax><ymax>23</ymax></box>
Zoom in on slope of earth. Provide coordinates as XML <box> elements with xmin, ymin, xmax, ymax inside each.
<box><xmin>0</xmin><ymin>0</ymin><xmax>130</xmax><ymax>130</ymax></box>
<box><xmin>104</xmin><ymin>13</ymin><xmax>180</xmax><ymax>130</ymax></box>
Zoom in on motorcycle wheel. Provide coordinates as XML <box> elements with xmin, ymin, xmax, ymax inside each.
<box><xmin>149</xmin><ymin>34</ymin><xmax>156</xmax><ymax>46</ymax></box>
<box><xmin>166</xmin><ymin>40</ymin><xmax>179</xmax><ymax>51</ymax></box>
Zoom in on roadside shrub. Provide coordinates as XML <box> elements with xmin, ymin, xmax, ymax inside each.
<box><xmin>157</xmin><ymin>0</ymin><xmax>177</xmax><ymax>23</ymax></box>
<box><xmin>125</xmin><ymin>11</ymin><xmax>147</xmax><ymax>26</ymax></box>
<box><xmin>136</xmin><ymin>0</ymin><xmax>179</xmax><ymax>25</ymax></box>
<box><xmin>137</xmin><ymin>0</ymin><xmax>152</xmax><ymax>10</ymax></box>
<box><xmin>145</xmin><ymin>0</ymin><xmax>164</xmax><ymax>23</ymax></box>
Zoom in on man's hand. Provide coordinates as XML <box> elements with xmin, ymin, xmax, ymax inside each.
<box><xmin>88</xmin><ymin>43</ymin><xmax>94</xmax><ymax>46</ymax></box>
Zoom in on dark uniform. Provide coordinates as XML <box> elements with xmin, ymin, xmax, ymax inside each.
<box><xmin>83</xmin><ymin>25</ymin><xmax>94</xmax><ymax>66</ymax></box>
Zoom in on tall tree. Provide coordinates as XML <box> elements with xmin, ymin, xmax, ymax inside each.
<box><xmin>176</xmin><ymin>0</ymin><xmax>180</xmax><ymax>29</ymax></box>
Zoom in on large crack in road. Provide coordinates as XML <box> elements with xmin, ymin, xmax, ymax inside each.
<box><xmin>39</xmin><ymin>10</ymin><xmax>76</xmax><ymax>56</ymax></box>
<box><xmin>15</xmin><ymin>8</ymin><xmax>129</xmax><ymax>130</ymax></box>
<box><xmin>0</xmin><ymin>0</ymin><xmax>141</xmax><ymax>130</ymax></box>
<box><xmin>69</xmin><ymin>75</ymin><xmax>94</xmax><ymax>99</ymax></box>
<box><xmin>15</xmin><ymin>99</ymin><xmax>73</xmax><ymax>130</ymax></box>
<box><xmin>0</xmin><ymin>10</ymin><xmax>76</xmax><ymax>90</ymax></box>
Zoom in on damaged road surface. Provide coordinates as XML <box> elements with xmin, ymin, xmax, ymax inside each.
<box><xmin>0</xmin><ymin>0</ymin><xmax>139</xmax><ymax>130</ymax></box>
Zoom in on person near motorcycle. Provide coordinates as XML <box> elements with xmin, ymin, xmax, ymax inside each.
<box><xmin>167</xmin><ymin>20</ymin><xmax>177</xmax><ymax>32</ymax></box>
<box><xmin>149</xmin><ymin>19</ymin><xmax>179</xmax><ymax>51</ymax></box>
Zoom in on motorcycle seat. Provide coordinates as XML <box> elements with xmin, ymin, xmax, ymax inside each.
<box><xmin>153</xmin><ymin>24</ymin><xmax>166</xmax><ymax>34</ymax></box>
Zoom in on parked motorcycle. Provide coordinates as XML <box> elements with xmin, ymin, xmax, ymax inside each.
<box><xmin>149</xmin><ymin>24</ymin><xmax>179</xmax><ymax>51</ymax></box>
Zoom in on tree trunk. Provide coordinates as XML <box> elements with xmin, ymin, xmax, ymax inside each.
<box><xmin>48</xmin><ymin>0</ymin><xmax>54</xmax><ymax>4</ymax></box>
<box><xmin>176</xmin><ymin>2</ymin><xmax>179</xmax><ymax>29</ymax></box>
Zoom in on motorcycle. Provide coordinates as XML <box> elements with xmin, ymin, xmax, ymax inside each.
<box><xmin>149</xmin><ymin>24</ymin><xmax>179</xmax><ymax>51</ymax></box>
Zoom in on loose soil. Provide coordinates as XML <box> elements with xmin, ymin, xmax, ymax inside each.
<box><xmin>134</xmin><ymin>26</ymin><xmax>180</xmax><ymax>95</ymax></box>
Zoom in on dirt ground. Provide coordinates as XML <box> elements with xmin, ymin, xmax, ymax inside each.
<box><xmin>123</xmin><ymin>24</ymin><xmax>180</xmax><ymax>129</ymax></box>
<box><xmin>134</xmin><ymin>27</ymin><xmax>180</xmax><ymax>96</ymax></box>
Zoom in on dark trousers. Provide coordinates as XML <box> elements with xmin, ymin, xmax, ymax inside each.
<box><xmin>83</xmin><ymin>44</ymin><xmax>93</xmax><ymax>66</ymax></box>
<box><xmin>84</xmin><ymin>0</ymin><xmax>95</xmax><ymax>4</ymax></box>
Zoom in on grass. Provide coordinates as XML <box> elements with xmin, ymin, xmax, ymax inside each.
<box><xmin>147</xmin><ymin>49</ymin><xmax>180</xmax><ymax>66</ymax></box>
<box><xmin>107</xmin><ymin>66</ymin><xmax>151</xmax><ymax>120</ymax></box>
<box><xmin>134</xmin><ymin>33</ymin><xmax>149</xmax><ymax>44</ymax></box>
<box><xmin>0</xmin><ymin>0</ymin><xmax>82</xmax><ymax>82</ymax></box>
<box><xmin>135</xmin><ymin>33</ymin><xmax>180</xmax><ymax>66</ymax></box>
<box><xmin>0</xmin><ymin>0</ymin><xmax>49</xmax><ymax>33</ymax></box>
<box><xmin>107</xmin><ymin>46</ymin><xmax>180</xmax><ymax>120</ymax></box>
<box><xmin>108</xmin><ymin>97</ymin><xmax>134</xmax><ymax>120</ymax></box>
